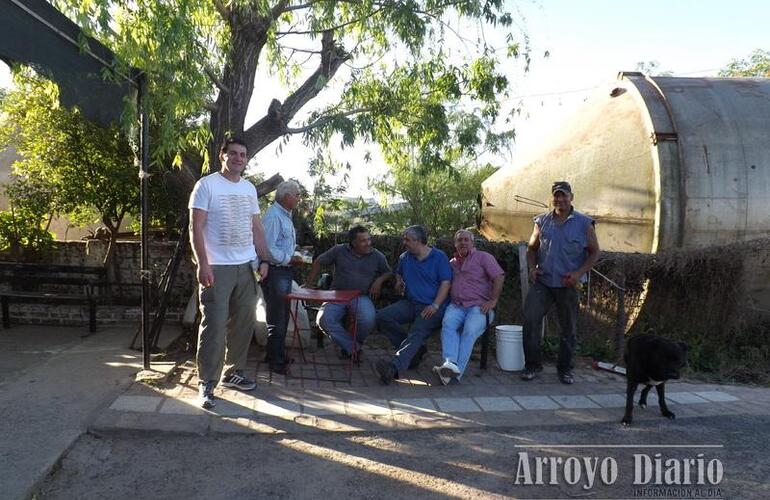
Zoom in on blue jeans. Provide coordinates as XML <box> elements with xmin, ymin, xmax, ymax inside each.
<box><xmin>522</xmin><ymin>281</ymin><xmax>579</xmax><ymax>373</ymax></box>
<box><xmin>317</xmin><ymin>296</ymin><xmax>376</xmax><ymax>354</ymax></box>
<box><xmin>375</xmin><ymin>299</ymin><xmax>445</xmax><ymax>373</ymax></box>
<box><xmin>440</xmin><ymin>303</ymin><xmax>493</xmax><ymax>378</ymax></box>
<box><xmin>261</xmin><ymin>266</ymin><xmax>294</xmax><ymax>366</ymax></box>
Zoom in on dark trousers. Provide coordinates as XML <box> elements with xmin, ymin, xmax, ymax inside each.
<box><xmin>522</xmin><ymin>281</ymin><xmax>579</xmax><ymax>373</ymax></box>
<box><xmin>261</xmin><ymin>266</ymin><xmax>294</xmax><ymax>366</ymax></box>
<box><xmin>375</xmin><ymin>299</ymin><xmax>445</xmax><ymax>372</ymax></box>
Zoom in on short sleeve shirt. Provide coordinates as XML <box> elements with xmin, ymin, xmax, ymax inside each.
<box><xmin>188</xmin><ymin>173</ymin><xmax>259</xmax><ymax>265</ymax></box>
<box><xmin>396</xmin><ymin>248</ymin><xmax>452</xmax><ymax>306</ymax></box>
<box><xmin>534</xmin><ymin>208</ymin><xmax>595</xmax><ymax>288</ymax></box>
<box><xmin>450</xmin><ymin>249</ymin><xmax>504</xmax><ymax>307</ymax></box>
<box><xmin>317</xmin><ymin>244</ymin><xmax>391</xmax><ymax>294</ymax></box>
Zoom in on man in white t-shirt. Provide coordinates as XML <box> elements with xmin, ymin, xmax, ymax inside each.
<box><xmin>188</xmin><ymin>137</ymin><xmax>269</xmax><ymax>409</ymax></box>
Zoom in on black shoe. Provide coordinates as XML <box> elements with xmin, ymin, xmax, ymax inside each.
<box><xmin>269</xmin><ymin>363</ymin><xmax>291</xmax><ymax>375</ymax></box>
<box><xmin>376</xmin><ymin>359</ymin><xmax>397</xmax><ymax>385</ymax></box>
<box><xmin>339</xmin><ymin>347</ymin><xmax>363</xmax><ymax>361</ymax></box>
<box><xmin>221</xmin><ymin>370</ymin><xmax>257</xmax><ymax>391</ymax></box>
<box><xmin>558</xmin><ymin>371</ymin><xmax>575</xmax><ymax>384</ymax></box>
<box><xmin>520</xmin><ymin>367</ymin><xmax>542</xmax><ymax>381</ymax></box>
<box><xmin>408</xmin><ymin>345</ymin><xmax>427</xmax><ymax>369</ymax></box>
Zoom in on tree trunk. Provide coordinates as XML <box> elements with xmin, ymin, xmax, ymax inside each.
<box><xmin>209</xmin><ymin>8</ymin><xmax>270</xmax><ymax>171</ymax></box>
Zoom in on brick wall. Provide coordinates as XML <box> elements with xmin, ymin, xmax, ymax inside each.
<box><xmin>2</xmin><ymin>240</ymin><xmax>195</xmax><ymax>329</ymax></box>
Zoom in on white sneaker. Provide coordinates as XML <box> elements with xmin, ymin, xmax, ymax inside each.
<box><xmin>439</xmin><ymin>359</ymin><xmax>461</xmax><ymax>379</ymax></box>
<box><xmin>432</xmin><ymin>365</ymin><xmax>450</xmax><ymax>386</ymax></box>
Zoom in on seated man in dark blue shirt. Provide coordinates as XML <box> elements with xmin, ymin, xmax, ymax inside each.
<box><xmin>375</xmin><ymin>225</ymin><xmax>452</xmax><ymax>384</ymax></box>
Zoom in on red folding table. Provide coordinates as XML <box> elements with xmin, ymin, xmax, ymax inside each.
<box><xmin>285</xmin><ymin>288</ymin><xmax>361</xmax><ymax>380</ymax></box>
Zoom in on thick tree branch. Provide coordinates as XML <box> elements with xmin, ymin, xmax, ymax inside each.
<box><xmin>270</xmin><ymin>0</ymin><xmax>291</xmax><ymax>19</ymax></box>
<box><xmin>204</xmin><ymin>67</ymin><xmax>228</xmax><ymax>94</ymax></box>
<box><xmin>243</xmin><ymin>30</ymin><xmax>351</xmax><ymax>153</ymax></box>
<box><xmin>212</xmin><ymin>0</ymin><xmax>230</xmax><ymax>22</ymax></box>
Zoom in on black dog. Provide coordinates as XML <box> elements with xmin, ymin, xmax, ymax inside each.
<box><xmin>621</xmin><ymin>334</ymin><xmax>687</xmax><ymax>426</ymax></box>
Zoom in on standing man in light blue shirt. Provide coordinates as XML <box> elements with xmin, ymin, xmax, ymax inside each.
<box><xmin>261</xmin><ymin>180</ymin><xmax>303</xmax><ymax>374</ymax></box>
<box><xmin>521</xmin><ymin>181</ymin><xmax>600</xmax><ymax>385</ymax></box>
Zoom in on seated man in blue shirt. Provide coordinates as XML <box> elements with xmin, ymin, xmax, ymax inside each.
<box><xmin>304</xmin><ymin>225</ymin><xmax>392</xmax><ymax>359</ymax></box>
<box><xmin>375</xmin><ymin>225</ymin><xmax>452</xmax><ymax>384</ymax></box>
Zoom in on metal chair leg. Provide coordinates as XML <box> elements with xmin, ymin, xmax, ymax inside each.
<box><xmin>480</xmin><ymin>311</ymin><xmax>492</xmax><ymax>369</ymax></box>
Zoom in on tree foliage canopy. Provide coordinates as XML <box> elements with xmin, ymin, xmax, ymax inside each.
<box><xmin>0</xmin><ymin>72</ymin><xmax>138</xmax><ymax>260</ymax></box>
<box><xmin>719</xmin><ymin>49</ymin><xmax>770</xmax><ymax>77</ymax></box>
<box><xmin>54</xmin><ymin>0</ymin><xmax>522</xmax><ymax>172</ymax></box>
<box><xmin>366</xmin><ymin>151</ymin><xmax>496</xmax><ymax>238</ymax></box>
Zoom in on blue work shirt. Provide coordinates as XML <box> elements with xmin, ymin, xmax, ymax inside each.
<box><xmin>262</xmin><ymin>202</ymin><xmax>296</xmax><ymax>266</ymax></box>
<box><xmin>534</xmin><ymin>208</ymin><xmax>595</xmax><ymax>288</ymax></box>
<box><xmin>396</xmin><ymin>247</ymin><xmax>452</xmax><ymax>306</ymax></box>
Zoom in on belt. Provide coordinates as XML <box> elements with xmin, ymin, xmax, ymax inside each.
<box><xmin>268</xmin><ymin>264</ymin><xmax>293</xmax><ymax>269</ymax></box>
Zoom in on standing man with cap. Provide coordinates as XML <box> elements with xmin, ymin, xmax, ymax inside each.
<box><xmin>521</xmin><ymin>181</ymin><xmax>600</xmax><ymax>384</ymax></box>
<box><xmin>261</xmin><ymin>180</ymin><xmax>303</xmax><ymax>375</ymax></box>
<box><xmin>189</xmin><ymin>137</ymin><xmax>269</xmax><ymax>409</ymax></box>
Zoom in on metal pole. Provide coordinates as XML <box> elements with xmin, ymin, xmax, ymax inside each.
<box><xmin>139</xmin><ymin>72</ymin><xmax>151</xmax><ymax>370</ymax></box>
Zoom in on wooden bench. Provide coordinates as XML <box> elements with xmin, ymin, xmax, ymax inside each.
<box><xmin>0</xmin><ymin>262</ymin><xmax>107</xmax><ymax>333</ymax></box>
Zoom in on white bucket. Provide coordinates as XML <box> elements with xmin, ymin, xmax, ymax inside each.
<box><xmin>496</xmin><ymin>325</ymin><xmax>524</xmax><ymax>371</ymax></box>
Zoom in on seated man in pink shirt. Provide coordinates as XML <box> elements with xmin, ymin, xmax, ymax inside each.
<box><xmin>433</xmin><ymin>230</ymin><xmax>505</xmax><ymax>385</ymax></box>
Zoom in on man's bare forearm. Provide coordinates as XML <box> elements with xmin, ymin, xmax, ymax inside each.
<box><xmin>432</xmin><ymin>281</ymin><xmax>451</xmax><ymax>306</ymax></box>
<box><xmin>490</xmin><ymin>274</ymin><xmax>504</xmax><ymax>302</ymax></box>
<box><xmin>252</xmin><ymin>217</ymin><xmax>270</xmax><ymax>261</ymax></box>
<box><xmin>190</xmin><ymin>210</ymin><xmax>209</xmax><ymax>268</ymax></box>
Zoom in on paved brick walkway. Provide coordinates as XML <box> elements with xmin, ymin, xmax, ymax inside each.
<box><xmin>91</xmin><ymin>337</ymin><xmax>770</xmax><ymax>436</ymax></box>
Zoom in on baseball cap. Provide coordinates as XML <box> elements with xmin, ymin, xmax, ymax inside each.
<box><xmin>551</xmin><ymin>181</ymin><xmax>572</xmax><ymax>195</ymax></box>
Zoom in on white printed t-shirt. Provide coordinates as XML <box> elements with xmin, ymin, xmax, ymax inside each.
<box><xmin>188</xmin><ymin>172</ymin><xmax>260</xmax><ymax>265</ymax></box>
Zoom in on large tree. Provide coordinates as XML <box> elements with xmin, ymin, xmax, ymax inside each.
<box><xmin>55</xmin><ymin>0</ymin><xmax>522</xmax><ymax>175</ymax></box>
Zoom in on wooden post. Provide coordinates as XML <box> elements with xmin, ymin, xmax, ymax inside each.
<box><xmin>518</xmin><ymin>243</ymin><xmax>544</xmax><ymax>340</ymax></box>
<box><xmin>518</xmin><ymin>243</ymin><xmax>529</xmax><ymax>301</ymax></box>
<box><xmin>615</xmin><ymin>275</ymin><xmax>626</xmax><ymax>363</ymax></box>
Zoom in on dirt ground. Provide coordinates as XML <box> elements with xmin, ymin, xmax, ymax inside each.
<box><xmin>37</xmin><ymin>414</ymin><xmax>770</xmax><ymax>499</ymax></box>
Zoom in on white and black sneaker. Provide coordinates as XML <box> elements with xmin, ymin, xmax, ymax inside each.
<box><xmin>439</xmin><ymin>359</ymin><xmax>461</xmax><ymax>380</ymax></box>
<box><xmin>432</xmin><ymin>365</ymin><xmax>450</xmax><ymax>386</ymax></box>
<box><xmin>198</xmin><ymin>381</ymin><xmax>216</xmax><ymax>409</ymax></box>
<box><xmin>221</xmin><ymin>370</ymin><xmax>257</xmax><ymax>391</ymax></box>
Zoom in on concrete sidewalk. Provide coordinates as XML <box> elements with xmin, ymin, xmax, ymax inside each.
<box><xmin>0</xmin><ymin>325</ymin><xmax>144</xmax><ymax>500</ymax></box>
<box><xmin>92</xmin><ymin>337</ymin><xmax>770</xmax><ymax>437</ymax></box>
<box><xmin>4</xmin><ymin>325</ymin><xmax>770</xmax><ymax>500</ymax></box>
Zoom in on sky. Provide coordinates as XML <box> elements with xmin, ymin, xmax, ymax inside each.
<box><xmin>2</xmin><ymin>0</ymin><xmax>768</xmax><ymax>198</ymax></box>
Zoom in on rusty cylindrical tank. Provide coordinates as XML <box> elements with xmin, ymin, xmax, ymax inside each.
<box><xmin>481</xmin><ymin>72</ymin><xmax>770</xmax><ymax>311</ymax></box>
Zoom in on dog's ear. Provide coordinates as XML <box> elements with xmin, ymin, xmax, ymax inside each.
<box><xmin>678</xmin><ymin>341</ymin><xmax>688</xmax><ymax>352</ymax></box>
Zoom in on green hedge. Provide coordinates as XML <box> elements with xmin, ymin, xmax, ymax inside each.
<box><xmin>306</xmin><ymin>233</ymin><xmax>770</xmax><ymax>383</ymax></box>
